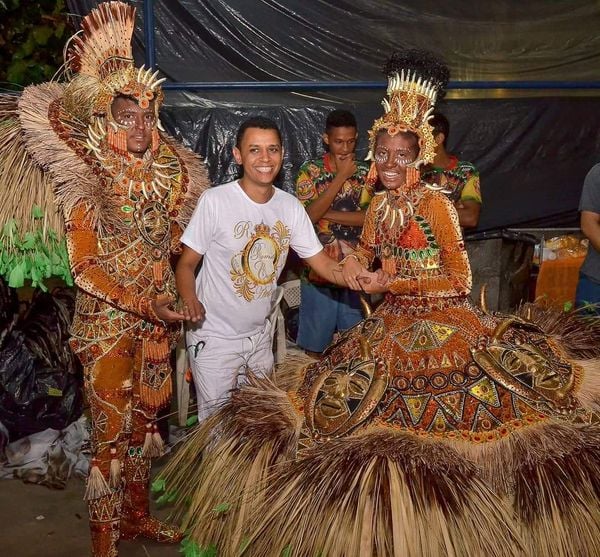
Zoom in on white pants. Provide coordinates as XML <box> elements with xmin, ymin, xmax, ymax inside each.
<box><xmin>186</xmin><ymin>324</ymin><xmax>274</xmax><ymax>421</ymax></box>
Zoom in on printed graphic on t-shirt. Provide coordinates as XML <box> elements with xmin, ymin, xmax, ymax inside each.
<box><xmin>230</xmin><ymin>220</ymin><xmax>291</xmax><ymax>301</ymax></box>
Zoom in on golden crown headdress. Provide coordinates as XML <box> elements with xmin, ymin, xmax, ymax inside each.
<box><xmin>62</xmin><ymin>1</ymin><xmax>165</xmax><ymax>123</ymax></box>
<box><xmin>368</xmin><ymin>50</ymin><xmax>449</xmax><ymax>167</ymax></box>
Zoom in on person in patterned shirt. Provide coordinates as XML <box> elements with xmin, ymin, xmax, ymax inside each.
<box><xmin>295</xmin><ymin>110</ymin><xmax>373</xmax><ymax>357</ymax></box>
<box><xmin>421</xmin><ymin>112</ymin><xmax>482</xmax><ymax>229</ymax></box>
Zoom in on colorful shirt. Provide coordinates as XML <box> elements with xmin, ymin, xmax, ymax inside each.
<box><xmin>421</xmin><ymin>156</ymin><xmax>482</xmax><ymax>204</ymax></box>
<box><xmin>295</xmin><ymin>153</ymin><xmax>372</xmax><ymax>285</ymax></box>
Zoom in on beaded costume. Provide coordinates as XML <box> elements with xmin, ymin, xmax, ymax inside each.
<box><xmin>163</xmin><ymin>53</ymin><xmax>599</xmax><ymax>556</ymax></box>
<box><xmin>0</xmin><ymin>3</ymin><xmax>208</xmax><ymax>556</ymax></box>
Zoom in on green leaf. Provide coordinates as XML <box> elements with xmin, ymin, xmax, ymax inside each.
<box><xmin>30</xmin><ymin>265</ymin><xmax>41</xmax><ymax>282</ymax></box>
<box><xmin>3</xmin><ymin>219</ymin><xmax>17</xmax><ymax>237</ymax></box>
<box><xmin>180</xmin><ymin>538</ymin><xmax>218</xmax><ymax>557</ymax></box>
<box><xmin>32</xmin><ymin>26</ymin><xmax>53</xmax><ymax>45</ymax></box>
<box><xmin>31</xmin><ymin>205</ymin><xmax>44</xmax><ymax>219</ymax></box>
<box><xmin>198</xmin><ymin>545</ymin><xmax>218</xmax><ymax>557</ymax></box>
<box><xmin>238</xmin><ymin>537</ymin><xmax>251</xmax><ymax>554</ymax></box>
<box><xmin>180</xmin><ymin>537</ymin><xmax>201</xmax><ymax>557</ymax></box>
<box><xmin>167</xmin><ymin>490</ymin><xmax>178</xmax><ymax>503</ymax></box>
<box><xmin>22</xmin><ymin>232</ymin><xmax>36</xmax><ymax>250</ymax></box>
<box><xmin>151</xmin><ymin>478</ymin><xmax>166</xmax><ymax>494</ymax></box>
<box><xmin>212</xmin><ymin>502</ymin><xmax>231</xmax><ymax>515</ymax></box>
<box><xmin>563</xmin><ymin>301</ymin><xmax>573</xmax><ymax>312</ymax></box>
<box><xmin>281</xmin><ymin>545</ymin><xmax>292</xmax><ymax>557</ymax></box>
<box><xmin>186</xmin><ymin>414</ymin><xmax>198</xmax><ymax>427</ymax></box>
<box><xmin>8</xmin><ymin>262</ymin><xmax>24</xmax><ymax>288</ymax></box>
<box><xmin>54</xmin><ymin>22</ymin><xmax>66</xmax><ymax>38</ymax></box>
<box><xmin>156</xmin><ymin>488</ymin><xmax>177</xmax><ymax>507</ymax></box>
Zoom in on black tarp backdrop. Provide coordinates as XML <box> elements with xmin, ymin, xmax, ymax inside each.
<box><xmin>66</xmin><ymin>1</ymin><xmax>600</xmax><ymax>231</ymax></box>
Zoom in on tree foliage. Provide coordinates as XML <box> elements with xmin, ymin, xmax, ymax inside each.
<box><xmin>0</xmin><ymin>0</ymin><xmax>71</xmax><ymax>89</ymax></box>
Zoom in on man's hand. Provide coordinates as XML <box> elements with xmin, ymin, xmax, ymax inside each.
<box><xmin>334</xmin><ymin>154</ymin><xmax>357</xmax><ymax>182</ymax></box>
<box><xmin>341</xmin><ymin>256</ymin><xmax>366</xmax><ymax>291</ymax></box>
<box><xmin>152</xmin><ymin>295</ymin><xmax>185</xmax><ymax>323</ymax></box>
<box><xmin>179</xmin><ymin>296</ymin><xmax>205</xmax><ymax>323</ymax></box>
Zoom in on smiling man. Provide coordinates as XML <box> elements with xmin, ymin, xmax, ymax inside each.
<box><xmin>176</xmin><ymin>116</ymin><xmax>364</xmax><ymax>420</ymax></box>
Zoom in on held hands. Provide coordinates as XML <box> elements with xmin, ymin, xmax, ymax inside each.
<box><xmin>178</xmin><ymin>296</ymin><xmax>205</xmax><ymax>323</ymax></box>
<box><xmin>357</xmin><ymin>269</ymin><xmax>391</xmax><ymax>294</ymax></box>
<box><xmin>342</xmin><ymin>257</ymin><xmax>391</xmax><ymax>294</ymax></box>
<box><xmin>151</xmin><ymin>295</ymin><xmax>185</xmax><ymax>323</ymax></box>
<box><xmin>341</xmin><ymin>256</ymin><xmax>366</xmax><ymax>291</ymax></box>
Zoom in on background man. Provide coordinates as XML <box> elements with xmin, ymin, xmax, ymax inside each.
<box><xmin>295</xmin><ymin>109</ymin><xmax>372</xmax><ymax>357</ymax></box>
<box><xmin>575</xmin><ymin>163</ymin><xmax>600</xmax><ymax>314</ymax></box>
<box><xmin>177</xmin><ymin>117</ymin><xmax>376</xmax><ymax>420</ymax></box>
<box><xmin>421</xmin><ymin>112</ymin><xmax>482</xmax><ymax>229</ymax></box>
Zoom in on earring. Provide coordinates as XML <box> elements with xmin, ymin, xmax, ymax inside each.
<box><xmin>406</xmin><ymin>165</ymin><xmax>420</xmax><ymax>186</ymax></box>
<box><xmin>108</xmin><ymin>127</ymin><xmax>128</xmax><ymax>155</ymax></box>
<box><xmin>151</xmin><ymin>129</ymin><xmax>160</xmax><ymax>153</ymax></box>
<box><xmin>366</xmin><ymin>161</ymin><xmax>378</xmax><ymax>186</ymax></box>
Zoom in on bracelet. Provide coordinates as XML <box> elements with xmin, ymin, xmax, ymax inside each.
<box><xmin>339</xmin><ymin>253</ymin><xmax>360</xmax><ymax>267</ymax></box>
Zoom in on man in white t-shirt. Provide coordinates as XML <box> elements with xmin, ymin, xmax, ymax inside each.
<box><xmin>177</xmin><ymin>117</ymin><xmax>377</xmax><ymax>420</ymax></box>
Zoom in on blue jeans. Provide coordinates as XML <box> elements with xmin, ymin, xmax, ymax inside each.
<box><xmin>575</xmin><ymin>272</ymin><xmax>600</xmax><ymax>315</ymax></box>
<box><xmin>296</xmin><ymin>281</ymin><xmax>363</xmax><ymax>353</ymax></box>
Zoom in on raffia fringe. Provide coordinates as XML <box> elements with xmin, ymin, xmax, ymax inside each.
<box><xmin>108</xmin><ymin>457</ymin><xmax>121</xmax><ymax>489</ymax></box>
<box><xmin>142</xmin><ymin>430</ymin><xmax>165</xmax><ymax>458</ymax></box>
<box><xmin>84</xmin><ymin>465</ymin><xmax>111</xmax><ymax>501</ymax></box>
<box><xmin>139</xmin><ymin>382</ymin><xmax>172</xmax><ymax>412</ymax></box>
<box><xmin>162</xmin><ymin>359</ymin><xmax>600</xmax><ymax>557</ymax></box>
<box><xmin>140</xmin><ymin>338</ymin><xmax>172</xmax><ymax>412</ymax></box>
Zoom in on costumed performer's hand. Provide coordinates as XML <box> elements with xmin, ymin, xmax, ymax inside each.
<box><xmin>342</xmin><ymin>256</ymin><xmax>367</xmax><ymax>291</ymax></box>
<box><xmin>374</xmin><ymin>268</ymin><xmax>392</xmax><ymax>286</ymax></box>
<box><xmin>152</xmin><ymin>295</ymin><xmax>186</xmax><ymax>323</ymax></box>
<box><xmin>357</xmin><ymin>270</ymin><xmax>390</xmax><ymax>294</ymax></box>
<box><xmin>179</xmin><ymin>295</ymin><xmax>205</xmax><ymax>323</ymax></box>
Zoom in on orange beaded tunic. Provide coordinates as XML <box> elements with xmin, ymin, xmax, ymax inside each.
<box><xmin>297</xmin><ymin>183</ymin><xmax>592</xmax><ymax>445</ymax></box>
<box><xmin>44</xmin><ymin>95</ymin><xmax>207</xmax><ymax>411</ymax></box>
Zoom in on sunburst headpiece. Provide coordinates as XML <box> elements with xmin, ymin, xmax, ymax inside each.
<box><xmin>62</xmin><ymin>1</ymin><xmax>165</xmax><ymax>124</ymax></box>
<box><xmin>368</xmin><ymin>50</ymin><xmax>449</xmax><ymax>167</ymax></box>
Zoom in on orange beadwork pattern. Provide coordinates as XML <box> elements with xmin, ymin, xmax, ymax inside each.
<box><xmin>299</xmin><ymin>183</ymin><xmax>587</xmax><ymax>446</ymax></box>
<box><xmin>62</xmin><ymin>127</ymin><xmax>186</xmax><ymax>415</ymax></box>
<box><xmin>400</xmin><ymin>220</ymin><xmax>429</xmax><ymax>249</ymax></box>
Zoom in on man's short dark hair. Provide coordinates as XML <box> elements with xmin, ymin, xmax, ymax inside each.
<box><xmin>430</xmin><ymin>112</ymin><xmax>450</xmax><ymax>146</ymax></box>
<box><xmin>236</xmin><ymin>116</ymin><xmax>282</xmax><ymax>148</ymax></box>
<box><xmin>325</xmin><ymin>109</ymin><xmax>357</xmax><ymax>133</ymax></box>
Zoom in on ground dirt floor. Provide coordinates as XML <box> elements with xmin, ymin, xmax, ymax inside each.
<box><xmin>0</xmin><ymin>461</ymin><xmax>180</xmax><ymax>557</ymax></box>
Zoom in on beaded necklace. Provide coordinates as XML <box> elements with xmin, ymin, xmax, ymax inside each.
<box><xmin>372</xmin><ymin>183</ymin><xmax>426</xmax><ymax>241</ymax></box>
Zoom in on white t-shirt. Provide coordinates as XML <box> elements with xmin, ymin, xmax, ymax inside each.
<box><xmin>182</xmin><ymin>180</ymin><xmax>323</xmax><ymax>339</ymax></box>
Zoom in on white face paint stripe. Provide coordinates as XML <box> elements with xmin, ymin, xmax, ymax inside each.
<box><xmin>373</xmin><ymin>150</ymin><xmax>416</xmax><ymax>166</ymax></box>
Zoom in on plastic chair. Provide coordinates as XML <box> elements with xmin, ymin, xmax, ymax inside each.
<box><xmin>273</xmin><ymin>279</ymin><xmax>301</xmax><ymax>363</ymax></box>
<box><xmin>175</xmin><ymin>335</ymin><xmax>190</xmax><ymax>427</ymax></box>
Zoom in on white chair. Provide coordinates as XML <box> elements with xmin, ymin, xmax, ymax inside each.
<box><xmin>175</xmin><ymin>335</ymin><xmax>191</xmax><ymax>427</ymax></box>
<box><xmin>273</xmin><ymin>279</ymin><xmax>301</xmax><ymax>364</ymax></box>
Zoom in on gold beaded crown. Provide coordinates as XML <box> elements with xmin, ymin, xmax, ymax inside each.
<box><xmin>367</xmin><ymin>50</ymin><xmax>449</xmax><ymax>167</ymax></box>
<box><xmin>62</xmin><ymin>1</ymin><xmax>165</xmax><ymax>124</ymax></box>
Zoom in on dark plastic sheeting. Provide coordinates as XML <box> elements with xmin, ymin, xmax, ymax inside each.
<box><xmin>68</xmin><ymin>1</ymin><xmax>600</xmax><ymax>82</ymax></box>
<box><xmin>65</xmin><ymin>1</ymin><xmax>600</xmax><ymax>230</ymax></box>
<box><xmin>160</xmin><ymin>94</ymin><xmax>600</xmax><ymax>231</ymax></box>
